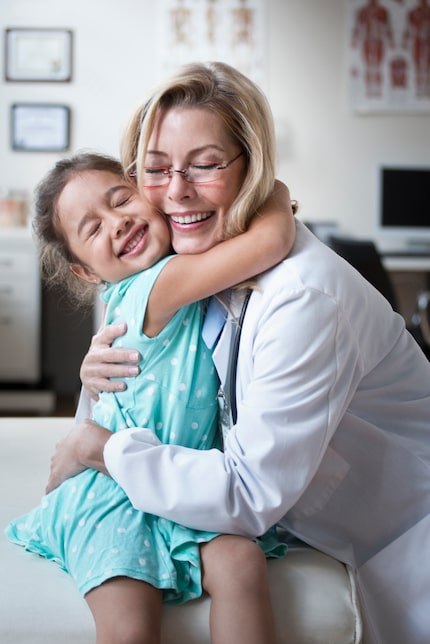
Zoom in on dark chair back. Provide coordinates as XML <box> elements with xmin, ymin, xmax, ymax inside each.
<box><xmin>328</xmin><ymin>236</ymin><xmax>399</xmax><ymax>312</ymax></box>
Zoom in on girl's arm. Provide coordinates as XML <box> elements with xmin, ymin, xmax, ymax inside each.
<box><xmin>145</xmin><ymin>180</ymin><xmax>295</xmax><ymax>335</ymax></box>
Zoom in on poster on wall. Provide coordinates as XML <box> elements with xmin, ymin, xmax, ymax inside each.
<box><xmin>156</xmin><ymin>0</ymin><xmax>266</xmax><ymax>88</ymax></box>
<box><xmin>347</xmin><ymin>0</ymin><xmax>430</xmax><ymax>113</ymax></box>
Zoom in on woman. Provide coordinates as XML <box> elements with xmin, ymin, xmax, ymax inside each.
<box><xmin>49</xmin><ymin>62</ymin><xmax>430</xmax><ymax>644</ymax></box>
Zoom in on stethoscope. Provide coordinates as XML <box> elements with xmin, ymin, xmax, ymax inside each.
<box><xmin>219</xmin><ymin>288</ymin><xmax>252</xmax><ymax>446</ymax></box>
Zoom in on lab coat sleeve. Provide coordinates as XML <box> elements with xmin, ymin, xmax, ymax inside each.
<box><xmin>104</xmin><ymin>285</ymin><xmax>362</xmax><ymax>537</ymax></box>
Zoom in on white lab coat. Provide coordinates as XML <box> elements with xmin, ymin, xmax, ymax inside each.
<box><xmin>79</xmin><ymin>222</ymin><xmax>430</xmax><ymax>644</ymax></box>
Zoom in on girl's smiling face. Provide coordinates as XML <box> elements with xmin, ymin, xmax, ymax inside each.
<box><xmin>143</xmin><ymin>107</ymin><xmax>246</xmax><ymax>255</ymax></box>
<box><xmin>56</xmin><ymin>169</ymin><xmax>171</xmax><ymax>284</ymax></box>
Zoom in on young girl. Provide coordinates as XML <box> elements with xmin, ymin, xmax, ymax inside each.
<box><xmin>6</xmin><ymin>152</ymin><xmax>295</xmax><ymax>644</ymax></box>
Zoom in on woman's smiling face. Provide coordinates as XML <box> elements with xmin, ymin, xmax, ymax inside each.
<box><xmin>143</xmin><ymin>107</ymin><xmax>246</xmax><ymax>255</ymax></box>
<box><xmin>56</xmin><ymin>170</ymin><xmax>171</xmax><ymax>285</ymax></box>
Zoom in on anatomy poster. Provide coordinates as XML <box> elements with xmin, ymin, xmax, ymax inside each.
<box><xmin>347</xmin><ymin>0</ymin><xmax>430</xmax><ymax>113</ymax></box>
<box><xmin>156</xmin><ymin>0</ymin><xmax>266</xmax><ymax>88</ymax></box>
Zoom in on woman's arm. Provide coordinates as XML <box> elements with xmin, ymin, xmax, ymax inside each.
<box><xmin>103</xmin><ymin>276</ymin><xmax>349</xmax><ymax>535</ymax></box>
<box><xmin>50</xmin><ymin>272</ymin><xmax>338</xmax><ymax>510</ymax></box>
<box><xmin>145</xmin><ymin>181</ymin><xmax>295</xmax><ymax>334</ymax></box>
<box><xmin>46</xmin><ymin>419</ymin><xmax>111</xmax><ymax>492</ymax></box>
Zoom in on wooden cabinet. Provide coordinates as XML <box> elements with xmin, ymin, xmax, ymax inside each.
<box><xmin>0</xmin><ymin>227</ymin><xmax>40</xmax><ymax>383</ymax></box>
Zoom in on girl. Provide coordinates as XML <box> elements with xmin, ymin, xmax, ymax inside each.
<box><xmin>6</xmin><ymin>152</ymin><xmax>295</xmax><ymax>644</ymax></box>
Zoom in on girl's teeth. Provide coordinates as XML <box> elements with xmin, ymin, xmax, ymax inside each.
<box><xmin>123</xmin><ymin>229</ymin><xmax>144</xmax><ymax>253</ymax></box>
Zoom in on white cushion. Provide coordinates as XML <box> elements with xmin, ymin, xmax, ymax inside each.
<box><xmin>0</xmin><ymin>417</ymin><xmax>362</xmax><ymax>643</ymax></box>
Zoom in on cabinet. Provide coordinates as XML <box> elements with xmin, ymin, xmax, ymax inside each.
<box><xmin>0</xmin><ymin>227</ymin><xmax>40</xmax><ymax>383</ymax></box>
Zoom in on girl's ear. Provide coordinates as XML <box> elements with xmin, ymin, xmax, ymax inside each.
<box><xmin>69</xmin><ymin>263</ymin><xmax>101</xmax><ymax>284</ymax></box>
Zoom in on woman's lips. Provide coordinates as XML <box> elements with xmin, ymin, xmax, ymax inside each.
<box><xmin>169</xmin><ymin>211</ymin><xmax>214</xmax><ymax>225</ymax></box>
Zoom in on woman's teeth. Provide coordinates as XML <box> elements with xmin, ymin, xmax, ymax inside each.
<box><xmin>122</xmin><ymin>229</ymin><xmax>145</xmax><ymax>254</ymax></box>
<box><xmin>170</xmin><ymin>212</ymin><xmax>212</xmax><ymax>224</ymax></box>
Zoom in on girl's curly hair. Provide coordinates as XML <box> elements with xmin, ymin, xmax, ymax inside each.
<box><xmin>33</xmin><ymin>151</ymin><xmax>125</xmax><ymax>307</ymax></box>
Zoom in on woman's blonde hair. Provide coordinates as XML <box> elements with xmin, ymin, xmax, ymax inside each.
<box><xmin>121</xmin><ymin>61</ymin><xmax>279</xmax><ymax>240</ymax></box>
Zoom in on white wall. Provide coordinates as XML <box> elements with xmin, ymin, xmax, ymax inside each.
<box><xmin>268</xmin><ymin>0</ymin><xmax>430</xmax><ymax>235</ymax></box>
<box><xmin>1</xmin><ymin>0</ymin><xmax>430</xmax><ymax>237</ymax></box>
<box><xmin>0</xmin><ymin>0</ymin><xmax>158</xmax><ymax>199</ymax></box>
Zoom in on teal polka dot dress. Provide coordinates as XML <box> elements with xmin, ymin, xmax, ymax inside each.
<box><xmin>6</xmin><ymin>256</ymin><xmax>286</xmax><ymax>603</ymax></box>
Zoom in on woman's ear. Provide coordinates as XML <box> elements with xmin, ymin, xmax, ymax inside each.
<box><xmin>69</xmin><ymin>263</ymin><xmax>101</xmax><ymax>284</ymax></box>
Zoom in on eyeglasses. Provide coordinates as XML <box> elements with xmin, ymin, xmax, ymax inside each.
<box><xmin>137</xmin><ymin>151</ymin><xmax>244</xmax><ymax>187</ymax></box>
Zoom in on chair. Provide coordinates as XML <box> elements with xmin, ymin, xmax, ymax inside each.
<box><xmin>1</xmin><ymin>417</ymin><xmax>363</xmax><ymax>644</ymax></box>
<box><xmin>328</xmin><ymin>236</ymin><xmax>430</xmax><ymax>358</ymax></box>
<box><xmin>416</xmin><ymin>291</ymin><xmax>430</xmax><ymax>346</ymax></box>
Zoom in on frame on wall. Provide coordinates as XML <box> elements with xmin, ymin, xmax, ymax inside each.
<box><xmin>347</xmin><ymin>0</ymin><xmax>430</xmax><ymax>114</ymax></box>
<box><xmin>11</xmin><ymin>104</ymin><xmax>71</xmax><ymax>152</ymax></box>
<box><xmin>5</xmin><ymin>28</ymin><xmax>73</xmax><ymax>82</ymax></box>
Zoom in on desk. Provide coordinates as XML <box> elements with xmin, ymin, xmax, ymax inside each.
<box><xmin>381</xmin><ymin>253</ymin><xmax>430</xmax><ymax>324</ymax></box>
<box><xmin>382</xmin><ymin>255</ymin><xmax>430</xmax><ymax>272</ymax></box>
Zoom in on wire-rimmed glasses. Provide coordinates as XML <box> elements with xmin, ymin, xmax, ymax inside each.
<box><xmin>132</xmin><ymin>151</ymin><xmax>244</xmax><ymax>187</ymax></box>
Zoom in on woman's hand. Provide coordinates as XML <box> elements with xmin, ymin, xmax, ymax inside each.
<box><xmin>80</xmin><ymin>323</ymin><xmax>141</xmax><ymax>400</ymax></box>
<box><xmin>46</xmin><ymin>419</ymin><xmax>111</xmax><ymax>493</ymax></box>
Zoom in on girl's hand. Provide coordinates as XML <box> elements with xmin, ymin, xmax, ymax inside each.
<box><xmin>80</xmin><ymin>323</ymin><xmax>141</xmax><ymax>400</ymax></box>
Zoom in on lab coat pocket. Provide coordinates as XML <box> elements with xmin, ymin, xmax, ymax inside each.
<box><xmin>290</xmin><ymin>446</ymin><xmax>351</xmax><ymax>519</ymax></box>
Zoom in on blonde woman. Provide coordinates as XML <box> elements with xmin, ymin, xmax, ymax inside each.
<box><xmin>55</xmin><ymin>63</ymin><xmax>430</xmax><ymax>644</ymax></box>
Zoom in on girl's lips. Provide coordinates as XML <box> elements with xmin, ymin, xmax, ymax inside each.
<box><xmin>169</xmin><ymin>211</ymin><xmax>215</xmax><ymax>225</ymax></box>
<box><xmin>119</xmin><ymin>226</ymin><xmax>147</xmax><ymax>256</ymax></box>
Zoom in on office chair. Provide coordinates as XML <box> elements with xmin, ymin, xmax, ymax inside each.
<box><xmin>328</xmin><ymin>236</ymin><xmax>430</xmax><ymax>358</ymax></box>
<box><xmin>416</xmin><ymin>291</ymin><xmax>430</xmax><ymax>347</ymax></box>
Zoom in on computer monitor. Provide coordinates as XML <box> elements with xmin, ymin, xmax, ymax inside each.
<box><xmin>378</xmin><ymin>166</ymin><xmax>430</xmax><ymax>252</ymax></box>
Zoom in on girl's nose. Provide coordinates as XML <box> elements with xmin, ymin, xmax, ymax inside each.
<box><xmin>111</xmin><ymin>213</ymin><xmax>132</xmax><ymax>237</ymax></box>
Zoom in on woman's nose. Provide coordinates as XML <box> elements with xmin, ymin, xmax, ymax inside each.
<box><xmin>166</xmin><ymin>171</ymin><xmax>196</xmax><ymax>201</ymax></box>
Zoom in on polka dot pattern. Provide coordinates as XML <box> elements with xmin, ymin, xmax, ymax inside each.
<box><xmin>5</xmin><ymin>258</ymin><xmax>287</xmax><ymax>604</ymax></box>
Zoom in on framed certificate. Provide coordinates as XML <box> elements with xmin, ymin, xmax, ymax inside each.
<box><xmin>5</xmin><ymin>28</ymin><xmax>73</xmax><ymax>82</ymax></box>
<box><xmin>11</xmin><ymin>104</ymin><xmax>71</xmax><ymax>152</ymax></box>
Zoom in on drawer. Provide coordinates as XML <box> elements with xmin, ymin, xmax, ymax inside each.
<box><xmin>0</xmin><ymin>250</ymin><xmax>37</xmax><ymax>277</ymax></box>
<box><xmin>0</xmin><ymin>278</ymin><xmax>31</xmax><ymax>307</ymax></box>
<box><xmin>0</xmin><ymin>308</ymin><xmax>40</xmax><ymax>382</ymax></box>
<box><xmin>0</xmin><ymin>232</ymin><xmax>41</xmax><ymax>383</ymax></box>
